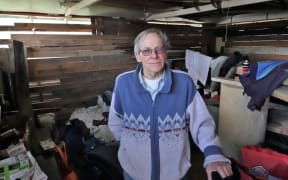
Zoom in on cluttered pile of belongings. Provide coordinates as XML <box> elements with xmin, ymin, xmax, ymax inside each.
<box><xmin>0</xmin><ymin>127</ymin><xmax>48</xmax><ymax>180</ymax></box>
<box><xmin>56</xmin><ymin>90</ymin><xmax>123</xmax><ymax>180</ymax></box>
<box><xmin>185</xmin><ymin>50</ymin><xmax>247</xmax><ymax>95</ymax></box>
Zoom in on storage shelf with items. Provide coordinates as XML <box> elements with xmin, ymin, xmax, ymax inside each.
<box><xmin>0</xmin><ymin>39</ymin><xmax>34</xmax><ymax>152</ymax></box>
<box><xmin>211</xmin><ymin>76</ymin><xmax>288</xmax><ymax>160</ymax></box>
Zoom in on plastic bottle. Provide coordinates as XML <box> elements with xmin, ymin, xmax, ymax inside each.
<box><xmin>242</xmin><ymin>59</ymin><xmax>250</xmax><ymax>74</ymax></box>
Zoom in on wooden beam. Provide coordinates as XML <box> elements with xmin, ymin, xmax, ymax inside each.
<box><xmin>0</xmin><ymin>23</ymin><xmax>95</xmax><ymax>32</ymax></box>
<box><xmin>27</xmin><ymin>54</ymin><xmax>136</xmax><ymax>80</ymax></box>
<box><xmin>147</xmin><ymin>0</ymin><xmax>273</xmax><ymax>20</ymax></box>
<box><xmin>224</xmin><ymin>46</ymin><xmax>288</xmax><ymax>56</ymax></box>
<box><xmin>11</xmin><ymin>34</ymin><xmax>134</xmax><ymax>47</ymax></box>
<box><xmin>65</xmin><ymin>0</ymin><xmax>101</xmax><ymax>17</ymax></box>
<box><xmin>213</xmin><ymin>20</ymin><xmax>288</xmax><ymax>31</ymax></box>
<box><xmin>217</xmin><ymin>11</ymin><xmax>288</xmax><ymax>25</ymax></box>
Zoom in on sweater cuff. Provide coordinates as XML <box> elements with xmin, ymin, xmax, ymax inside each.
<box><xmin>203</xmin><ymin>154</ymin><xmax>231</xmax><ymax>167</ymax></box>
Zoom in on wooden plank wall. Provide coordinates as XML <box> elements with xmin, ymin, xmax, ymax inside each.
<box><xmin>12</xmin><ymin>34</ymin><xmax>137</xmax><ymax>119</ymax></box>
<box><xmin>214</xmin><ymin>20</ymin><xmax>288</xmax><ymax>63</ymax></box>
<box><xmin>6</xmin><ymin>18</ymin><xmax>203</xmax><ymax>121</ymax></box>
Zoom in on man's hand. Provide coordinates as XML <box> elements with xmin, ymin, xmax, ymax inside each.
<box><xmin>206</xmin><ymin>161</ymin><xmax>233</xmax><ymax>180</ymax></box>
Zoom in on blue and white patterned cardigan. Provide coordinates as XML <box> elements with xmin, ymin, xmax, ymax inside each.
<box><xmin>108</xmin><ymin>64</ymin><xmax>229</xmax><ymax>180</ymax></box>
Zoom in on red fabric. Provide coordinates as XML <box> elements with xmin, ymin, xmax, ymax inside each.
<box><xmin>213</xmin><ymin>95</ymin><xmax>220</xmax><ymax>101</ymax></box>
<box><xmin>55</xmin><ymin>142</ymin><xmax>79</xmax><ymax>180</ymax></box>
<box><xmin>241</xmin><ymin>146</ymin><xmax>288</xmax><ymax>180</ymax></box>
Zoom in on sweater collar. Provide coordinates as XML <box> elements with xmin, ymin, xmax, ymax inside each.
<box><xmin>134</xmin><ymin>63</ymin><xmax>172</xmax><ymax>93</ymax></box>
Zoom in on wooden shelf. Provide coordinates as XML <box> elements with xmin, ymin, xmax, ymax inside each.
<box><xmin>212</xmin><ymin>77</ymin><xmax>288</xmax><ymax>103</ymax></box>
<box><xmin>272</xmin><ymin>86</ymin><xmax>288</xmax><ymax>103</ymax></box>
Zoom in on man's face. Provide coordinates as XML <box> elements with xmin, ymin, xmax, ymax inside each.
<box><xmin>136</xmin><ymin>33</ymin><xmax>167</xmax><ymax>79</ymax></box>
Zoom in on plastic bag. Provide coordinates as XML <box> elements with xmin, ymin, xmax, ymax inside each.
<box><xmin>241</xmin><ymin>146</ymin><xmax>288</xmax><ymax>180</ymax></box>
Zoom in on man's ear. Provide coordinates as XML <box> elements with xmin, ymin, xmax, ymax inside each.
<box><xmin>135</xmin><ymin>54</ymin><xmax>142</xmax><ymax>63</ymax></box>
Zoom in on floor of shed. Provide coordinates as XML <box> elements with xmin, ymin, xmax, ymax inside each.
<box><xmin>33</xmin><ymin>125</ymin><xmax>207</xmax><ymax>180</ymax></box>
<box><xmin>37</xmin><ymin>144</ymin><xmax>206</xmax><ymax>180</ymax></box>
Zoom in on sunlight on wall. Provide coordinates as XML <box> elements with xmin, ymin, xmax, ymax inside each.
<box><xmin>0</xmin><ymin>15</ymin><xmax>92</xmax><ymax>39</ymax></box>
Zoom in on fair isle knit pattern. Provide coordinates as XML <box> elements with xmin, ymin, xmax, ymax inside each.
<box><xmin>122</xmin><ymin>112</ymin><xmax>187</xmax><ymax>141</ymax></box>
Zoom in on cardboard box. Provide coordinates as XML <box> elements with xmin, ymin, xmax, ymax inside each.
<box><xmin>0</xmin><ymin>153</ymin><xmax>31</xmax><ymax>180</ymax></box>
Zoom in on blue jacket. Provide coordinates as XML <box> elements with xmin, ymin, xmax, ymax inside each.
<box><xmin>240</xmin><ymin>60</ymin><xmax>288</xmax><ymax>111</ymax></box>
<box><xmin>108</xmin><ymin>64</ymin><xmax>229</xmax><ymax>180</ymax></box>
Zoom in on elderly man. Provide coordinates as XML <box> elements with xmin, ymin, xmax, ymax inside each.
<box><xmin>108</xmin><ymin>28</ymin><xmax>233</xmax><ymax>180</ymax></box>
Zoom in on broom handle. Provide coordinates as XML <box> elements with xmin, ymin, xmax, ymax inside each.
<box><xmin>55</xmin><ymin>142</ymin><xmax>69</xmax><ymax>169</ymax></box>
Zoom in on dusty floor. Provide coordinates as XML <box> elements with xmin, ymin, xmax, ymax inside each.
<box><xmin>38</xmin><ymin>145</ymin><xmax>208</xmax><ymax>180</ymax></box>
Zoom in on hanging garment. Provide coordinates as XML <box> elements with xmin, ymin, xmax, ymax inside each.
<box><xmin>185</xmin><ymin>49</ymin><xmax>212</xmax><ymax>86</ymax></box>
<box><xmin>219</xmin><ymin>51</ymin><xmax>243</xmax><ymax>77</ymax></box>
<box><xmin>239</xmin><ymin>60</ymin><xmax>288</xmax><ymax>111</ymax></box>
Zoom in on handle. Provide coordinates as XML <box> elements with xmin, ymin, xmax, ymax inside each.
<box><xmin>55</xmin><ymin>142</ymin><xmax>69</xmax><ymax>169</ymax></box>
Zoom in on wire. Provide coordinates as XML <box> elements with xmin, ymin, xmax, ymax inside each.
<box><xmin>224</xmin><ymin>7</ymin><xmax>230</xmax><ymax>42</ymax></box>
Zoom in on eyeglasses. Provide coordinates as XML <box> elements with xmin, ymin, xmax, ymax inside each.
<box><xmin>140</xmin><ymin>47</ymin><xmax>166</xmax><ymax>56</ymax></box>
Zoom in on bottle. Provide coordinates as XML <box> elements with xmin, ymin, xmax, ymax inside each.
<box><xmin>242</xmin><ymin>59</ymin><xmax>250</xmax><ymax>74</ymax></box>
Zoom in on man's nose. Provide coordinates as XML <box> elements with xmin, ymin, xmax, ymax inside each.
<box><xmin>150</xmin><ymin>49</ymin><xmax>158</xmax><ymax>57</ymax></box>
